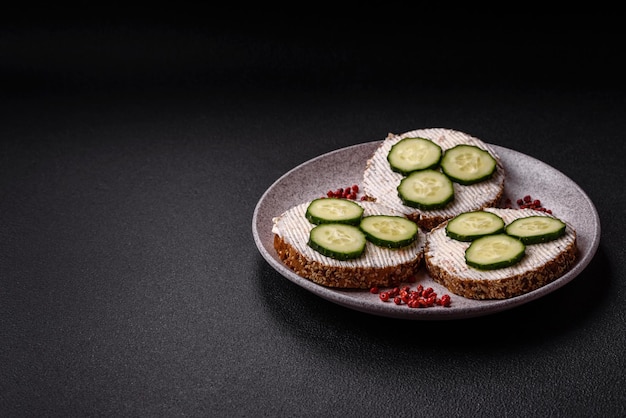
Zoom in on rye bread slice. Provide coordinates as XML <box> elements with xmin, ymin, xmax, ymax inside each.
<box><xmin>362</xmin><ymin>128</ymin><xmax>506</xmax><ymax>231</ymax></box>
<box><xmin>272</xmin><ymin>200</ymin><xmax>425</xmax><ymax>289</ymax></box>
<box><xmin>425</xmin><ymin>208</ymin><xmax>578</xmax><ymax>299</ymax></box>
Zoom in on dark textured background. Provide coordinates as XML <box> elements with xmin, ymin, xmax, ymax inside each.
<box><xmin>1</xmin><ymin>10</ymin><xmax>624</xmax><ymax>417</ymax></box>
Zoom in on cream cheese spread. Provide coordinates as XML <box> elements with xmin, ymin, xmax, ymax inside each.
<box><xmin>272</xmin><ymin>200</ymin><xmax>425</xmax><ymax>268</ymax></box>
<box><xmin>362</xmin><ymin>128</ymin><xmax>505</xmax><ymax>221</ymax></box>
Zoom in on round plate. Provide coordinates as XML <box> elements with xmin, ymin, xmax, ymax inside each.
<box><xmin>252</xmin><ymin>142</ymin><xmax>601</xmax><ymax>320</ymax></box>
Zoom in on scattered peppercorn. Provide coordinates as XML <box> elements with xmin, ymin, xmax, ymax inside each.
<box><xmin>371</xmin><ymin>282</ymin><xmax>452</xmax><ymax>308</ymax></box>
<box><xmin>324</xmin><ymin>184</ymin><xmax>360</xmax><ymax>200</ymax></box>
<box><xmin>502</xmin><ymin>195</ymin><xmax>552</xmax><ymax>214</ymax></box>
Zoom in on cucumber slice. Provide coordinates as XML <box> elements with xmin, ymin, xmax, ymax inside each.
<box><xmin>387</xmin><ymin>137</ymin><xmax>443</xmax><ymax>175</ymax></box>
<box><xmin>446</xmin><ymin>211</ymin><xmax>505</xmax><ymax>242</ymax></box>
<box><xmin>440</xmin><ymin>144</ymin><xmax>497</xmax><ymax>185</ymax></box>
<box><xmin>359</xmin><ymin>215</ymin><xmax>418</xmax><ymax>248</ymax></box>
<box><xmin>305</xmin><ymin>198</ymin><xmax>364</xmax><ymax>225</ymax></box>
<box><xmin>397</xmin><ymin>169</ymin><xmax>454</xmax><ymax>210</ymax></box>
<box><xmin>308</xmin><ymin>223</ymin><xmax>366</xmax><ymax>260</ymax></box>
<box><xmin>465</xmin><ymin>234</ymin><xmax>526</xmax><ymax>270</ymax></box>
<box><xmin>505</xmin><ymin>215</ymin><xmax>567</xmax><ymax>244</ymax></box>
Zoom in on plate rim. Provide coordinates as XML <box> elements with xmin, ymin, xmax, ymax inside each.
<box><xmin>252</xmin><ymin>140</ymin><xmax>601</xmax><ymax>320</ymax></box>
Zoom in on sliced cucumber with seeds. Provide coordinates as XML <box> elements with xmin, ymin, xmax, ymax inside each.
<box><xmin>308</xmin><ymin>223</ymin><xmax>366</xmax><ymax>260</ymax></box>
<box><xmin>387</xmin><ymin>137</ymin><xmax>443</xmax><ymax>175</ymax></box>
<box><xmin>465</xmin><ymin>234</ymin><xmax>526</xmax><ymax>270</ymax></box>
<box><xmin>305</xmin><ymin>198</ymin><xmax>364</xmax><ymax>225</ymax></box>
<box><xmin>441</xmin><ymin>144</ymin><xmax>497</xmax><ymax>185</ymax></box>
<box><xmin>397</xmin><ymin>169</ymin><xmax>454</xmax><ymax>210</ymax></box>
<box><xmin>359</xmin><ymin>215</ymin><xmax>418</xmax><ymax>248</ymax></box>
<box><xmin>446</xmin><ymin>211</ymin><xmax>505</xmax><ymax>242</ymax></box>
<box><xmin>505</xmin><ymin>215</ymin><xmax>566</xmax><ymax>244</ymax></box>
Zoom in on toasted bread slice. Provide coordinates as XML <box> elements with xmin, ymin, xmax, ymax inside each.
<box><xmin>272</xmin><ymin>200</ymin><xmax>425</xmax><ymax>289</ymax></box>
<box><xmin>362</xmin><ymin>128</ymin><xmax>505</xmax><ymax>231</ymax></box>
<box><xmin>425</xmin><ymin>208</ymin><xmax>577</xmax><ymax>299</ymax></box>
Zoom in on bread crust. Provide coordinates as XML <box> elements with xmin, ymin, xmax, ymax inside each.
<box><xmin>425</xmin><ymin>208</ymin><xmax>578</xmax><ymax>299</ymax></box>
<box><xmin>274</xmin><ymin>234</ymin><xmax>423</xmax><ymax>289</ymax></box>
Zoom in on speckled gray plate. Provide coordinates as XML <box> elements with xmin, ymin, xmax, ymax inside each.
<box><xmin>252</xmin><ymin>141</ymin><xmax>601</xmax><ymax>320</ymax></box>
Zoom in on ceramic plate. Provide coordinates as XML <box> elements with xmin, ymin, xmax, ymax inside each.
<box><xmin>252</xmin><ymin>142</ymin><xmax>601</xmax><ymax>320</ymax></box>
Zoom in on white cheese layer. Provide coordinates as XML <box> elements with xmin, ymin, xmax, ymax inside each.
<box><xmin>425</xmin><ymin>208</ymin><xmax>577</xmax><ymax>281</ymax></box>
<box><xmin>362</xmin><ymin>128</ymin><xmax>505</xmax><ymax>218</ymax></box>
<box><xmin>272</xmin><ymin>201</ymin><xmax>425</xmax><ymax>267</ymax></box>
